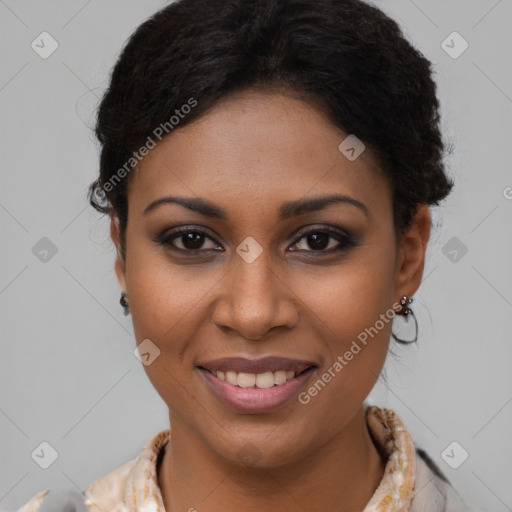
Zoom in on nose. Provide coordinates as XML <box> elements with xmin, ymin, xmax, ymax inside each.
<box><xmin>211</xmin><ymin>250</ymin><xmax>299</xmax><ymax>341</ymax></box>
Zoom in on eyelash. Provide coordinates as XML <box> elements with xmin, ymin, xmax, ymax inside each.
<box><xmin>155</xmin><ymin>224</ymin><xmax>357</xmax><ymax>256</ymax></box>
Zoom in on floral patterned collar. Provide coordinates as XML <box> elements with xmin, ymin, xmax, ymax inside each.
<box><xmin>363</xmin><ymin>406</ymin><xmax>416</xmax><ymax>511</ymax></box>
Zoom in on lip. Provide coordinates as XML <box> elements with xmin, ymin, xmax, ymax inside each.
<box><xmin>198</xmin><ymin>365</ymin><xmax>317</xmax><ymax>413</ymax></box>
<box><xmin>197</xmin><ymin>356</ymin><xmax>316</xmax><ymax>374</ymax></box>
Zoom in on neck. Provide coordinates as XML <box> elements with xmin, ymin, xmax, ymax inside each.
<box><xmin>158</xmin><ymin>405</ymin><xmax>385</xmax><ymax>512</ymax></box>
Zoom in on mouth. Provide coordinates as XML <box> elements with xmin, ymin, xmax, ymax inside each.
<box><xmin>196</xmin><ymin>357</ymin><xmax>317</xmax><ymax>413</ymax></box>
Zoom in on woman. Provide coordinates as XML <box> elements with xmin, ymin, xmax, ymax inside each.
<box><xmin>16</xmin><ymin>0</ymin><xmax>467</xmax><ymax>510</ymax></box>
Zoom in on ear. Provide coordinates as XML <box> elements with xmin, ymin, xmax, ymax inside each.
<box><xmin>110</xmin><ymin>217</ymin><xmax>127</xmax><ymax>292</ymax></box>
<box><xmin>394</xmin><ymin>204</ymin><xmax>431</xmax><ymax>300</ymax></box>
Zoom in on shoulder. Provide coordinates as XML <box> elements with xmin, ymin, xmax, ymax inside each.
<box><xmin>364</xmin><ymin>405</ymin><xmax>469</xmax><ymax>512</ymax></box>
<box><xmin>13</xmin><ymin>428</ymin><xmax>171</xmax><ymax>512</ymax></box>
<box><xmin>410</xmin><ymin>447</ymin><xmax>469</xmax><ymax>512</ymax></box>
<box><xmin>13</xmin><ymin>459</ymin><xmax>135</xmax><ymax>512</ymax></box>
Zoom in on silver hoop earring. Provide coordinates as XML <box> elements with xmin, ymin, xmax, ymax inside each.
<box><xmin>391</xmin><ymin>296</ymin><xmax>418</xmax><ymax>344</ymax></box>
<box><xmin>120</xmin><ymin>292</ymin><xmax>130</xmax><ymax>316</ymax></box>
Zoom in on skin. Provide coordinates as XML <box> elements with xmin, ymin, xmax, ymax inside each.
<box><xmin>110</xmin><ymin>89</ymin><xmax>430</xmax><ymax>512</ymax></box>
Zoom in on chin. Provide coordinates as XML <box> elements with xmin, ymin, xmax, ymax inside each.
<box><xmin>206</xmin><ymin>422</ymin><xmax>314</xmax><ymax>470</ymax></box>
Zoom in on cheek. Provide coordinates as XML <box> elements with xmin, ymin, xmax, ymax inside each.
<box><xmin>124</xmin><ymin>250</ymin><xmax>211</xmax><ymax>411</ymax></box>
<box><xmin>297</xmin><ymin>239</ymin><xmax>397</xmax><ymax>342</ymax></box>
<box><xmin>291</xmin><ymin>243</ymin><xmax>396</xmax><ymax>403</ymax></box>
<box><xmin>123</xmin><ymin>221</ymin><xmax>211</xmax><ymax>326</ymax></box>
<box><xmin>123</xmin><ymin>240</ymin><xmax>202</xmax><ymax>366</ymax></box>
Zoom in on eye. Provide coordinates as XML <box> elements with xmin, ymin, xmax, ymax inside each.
<box><xmin>289</xmin><ymin>226</ymin><xmax>355</xmax><ymax>253</ymax></box>
<box><xmin>157</xmin><ymin>227</ymin><xmax>221</xmax><ymax>252</ymax></box>
<box><xmin>156</xmin><ymin>224</ymin><xmax>356</xmax><ymax>255</ymax></box>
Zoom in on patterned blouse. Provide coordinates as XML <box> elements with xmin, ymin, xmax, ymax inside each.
<box><xmin>16</xmin><ymin>406</ymin><xmax>467</xmax><ymax>512</ymax></box>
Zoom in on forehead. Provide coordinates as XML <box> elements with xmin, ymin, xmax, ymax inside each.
<box><xmin>127</xmin><ymin>90</ymin><xmax>391</xmax><ymax>220</ymax></box>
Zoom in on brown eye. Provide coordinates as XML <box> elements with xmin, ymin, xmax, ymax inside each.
<box><xmin>176</xmin><ymin>232</ymin><xmax>207</xmax><ymax>250</ymax></box>
<box><xmin>304</xmin><ymin>233</ymin><xmax>331</xmax><ymax>250</ymax></box>
<box><xmin>289</xmin><ymin>226</ymin><xmax>356</xmax><ymax>254</ymax></box>
<box><xmin>163</xmin><ymin>230</ymin><xmax>219</xmax><ymax>251</ymax></box>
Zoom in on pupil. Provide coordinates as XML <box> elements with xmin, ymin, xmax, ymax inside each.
<box><xmin>183</xmin><ymin>232</ymin><xmax>204</xmax><ymax>250</ymax></box>
<box><xmin>308</xmin><ymin>233</ymin><xmax>328</xmax><ymax>250</ymax></box>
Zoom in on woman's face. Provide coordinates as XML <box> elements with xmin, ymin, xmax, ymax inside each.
<box><xmin>112</xmin><ymin>90</ymin><xmax>429</xmax><ymax>467</ymax></box>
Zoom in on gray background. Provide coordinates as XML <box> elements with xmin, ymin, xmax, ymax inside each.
<box><xmin>1</xmin><ymin>1</ymin><xmax>511</xmax><ymax>510</ymax></box>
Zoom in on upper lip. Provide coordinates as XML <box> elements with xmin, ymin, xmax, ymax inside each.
<box><xmin>197</xmin><ymin>356</ymin><xmax>317</xmax><ymax>374</ymax></box>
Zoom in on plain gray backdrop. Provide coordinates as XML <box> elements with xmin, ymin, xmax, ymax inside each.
<box><xmin>1</xmin><ymin>1</ymin><xmax>511</xmax><ymax>510</ymax></box>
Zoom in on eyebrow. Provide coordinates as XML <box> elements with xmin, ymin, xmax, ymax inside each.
<box><xmin>143</xmin><ymin>194</ymin><xmax>369</xmax><ymax>219</ymax></box>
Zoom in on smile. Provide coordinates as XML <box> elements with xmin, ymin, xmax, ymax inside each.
<box><xmin>197</xmin><ymin>364</ymin><xmax>317</xmax><ymax>413</ymax></box>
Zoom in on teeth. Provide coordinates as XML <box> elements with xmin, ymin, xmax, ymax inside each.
<box><xmin>237</xmin><ymin>372</ymin><xmax>256</xmax><ymax>388</ymax></box>
<box><xmin>225</xmin><ymin>371</ymin><xmax>238</xmax><ymax>386</ymax></box>
<box><xmin>274</xmin><ymin>370</ymin><xmax>287</xmax><ymax>385</ymax></box>
<box><xmin>255</xmin><ymin>372</ymin><xmax>274</xmax><ymax>388</ymax></box>
<box><xmin>214</xmin><ymin>369</ymin><xmax>301</xmax><ymax>388</ymax></box>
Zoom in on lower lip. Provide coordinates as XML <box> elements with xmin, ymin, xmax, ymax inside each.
<box><xmin>198</xmin><ymin>367</ymin><xmax>316</xmax><ymax>413</ymax></box>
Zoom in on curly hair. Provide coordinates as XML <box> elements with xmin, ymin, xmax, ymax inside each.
<box><xmin>89</xmin><ymin>0</ymin><xmax>453</xmax><ymax>252</ymax></box>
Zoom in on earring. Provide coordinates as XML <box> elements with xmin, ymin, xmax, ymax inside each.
<box><xmin>391</xmin><ymin>295</ymin><xmax>418</xmax><ymax>344</ymax></box>
<box><xmin>120</xmin><ymin>292</ymin><xmax>130</xmax><ymax>316</ymax></box>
